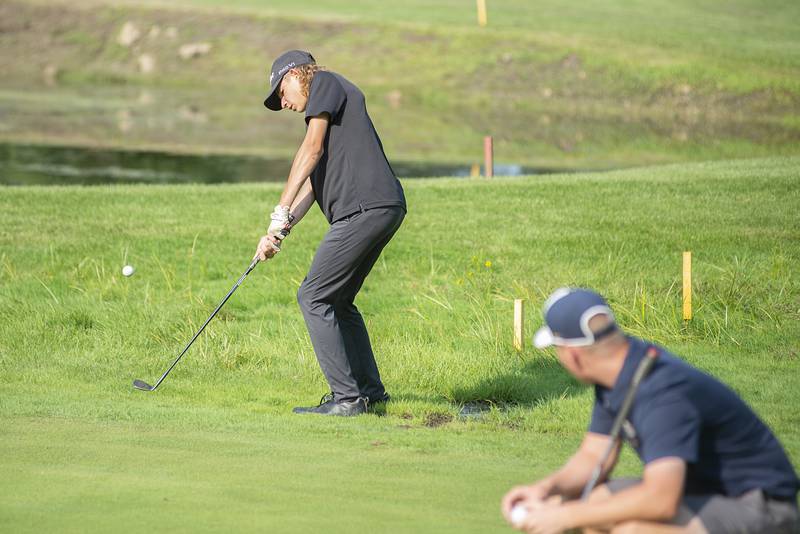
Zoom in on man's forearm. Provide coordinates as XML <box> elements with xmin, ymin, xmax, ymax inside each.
<box><xmin>548</xmin><ymin>451</ymin><xmax>607</xmax><ymax>498</ymax></box>
<box><xmin>288</xmin><ymin>179</ymin><xmax>315</xmax><ymax>227</ymax></box>
<box><xmin>547</xmin><ymin>435</ymin><xmax>622</xmax><ymax>499</ymax></box>
<box><xmin>560</xmin><ymin>483</ymin><xmax>679</xmax><ymax>529</ymax></box>
<box><xmin>279</xmin><ymin>142</ymin><xmax>322</xmax><ymax>207</ymax></box>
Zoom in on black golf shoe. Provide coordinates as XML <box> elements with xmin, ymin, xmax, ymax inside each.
<box><xmin>292</xmin><ymin>393</ymin><xmax>368</xmax><ymax>417</ymax></box>
<box><xmin>369</xmin><ymin>392</ymin><xmax>391</xmax><ymax>404</ymax></box>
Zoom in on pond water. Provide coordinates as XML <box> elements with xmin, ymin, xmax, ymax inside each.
<box><xmin>0</xmin><ymin>143</ymin><xmax>548</xmax><ymax>186</ymax></box>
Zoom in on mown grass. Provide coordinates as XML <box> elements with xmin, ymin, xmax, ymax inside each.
<box><xmin>1</xmin><ymin>157</ymin><xmax>799</xmax><ymax>531</ymax></box>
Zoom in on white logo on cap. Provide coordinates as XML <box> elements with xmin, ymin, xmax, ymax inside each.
<box><xmin>278</xmin><ymin>62</ymin><xmax>296</xmax><ymax>77</ymax></box>
<box><xmin>271</xmin><ymin>61</ymin><xmax>296</xmax><ymax>87</ymax></box>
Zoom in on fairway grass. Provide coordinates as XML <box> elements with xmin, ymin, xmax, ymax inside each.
<box><xmin>1</xmin><ymin>157</ymin><xmax>799</xmax><ymax>531</ymax></box>
<box><xmin>2</xmin><ymin>416</ymin><xmax>578</xmax><ymax>533</ymax></box>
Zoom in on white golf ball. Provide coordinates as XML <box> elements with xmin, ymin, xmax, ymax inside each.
<box><xmin>122</xmin><ymin>265</ymin><xmax>135</xmax><ymax>277</ymax></box>
<box><xmin>510</xmin><ymin>504</ymin><xmax>529</xmax><ymax>526</ymax></box>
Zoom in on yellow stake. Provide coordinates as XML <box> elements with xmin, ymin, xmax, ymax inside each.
<box><xmin>514</xmin><ymin>299</ymin><xmax>524</xmax><ymax>351</ymax></box>
<box><xmin>477</xmin><ymin>0</ymin><xmax>488</xmax><ymax>27</ymax></box>
<box><xmin>683</xmin><ymin>251</ymin><xmax>692</xmax><ymax>320</ymax></box>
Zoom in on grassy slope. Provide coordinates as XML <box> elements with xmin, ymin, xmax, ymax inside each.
<box><xmin>1</xmin><ymin>157</ymin><xmax>799</xmax><ymax>530</ymax></box>
<box><xmin>2</xmin><ymin>0</ymin><xmax>798</xmax><ymax>168</ymax></box>
<box><xmin>140</xmin><ymin>0</ymin><xmax>800</xmax><ymax>91</ymax></box>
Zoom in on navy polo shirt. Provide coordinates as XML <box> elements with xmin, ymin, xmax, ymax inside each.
<box><xmin>589</xmin><ymin>336</ymin><xmax>800</xmax><ymax>499</ymax></box>
<box><xmin>304</xmin><ymin>70</ymin><xmax>406</xmax><ymax>224</ymax></box>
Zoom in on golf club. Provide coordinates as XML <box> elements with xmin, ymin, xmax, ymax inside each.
<box><xmin>581</xmin><ymin>346</ymin><xmax>659</xmax><ymax>500</ymax></box>
<box><xmin>133</xmin><ymin>256</ymin><xmax>260</xmax><ymax>392</ymax></box>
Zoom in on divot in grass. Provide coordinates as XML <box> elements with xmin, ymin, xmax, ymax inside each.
<box><xmin>425</xmin><ymin>412</ymin><xmax>454</xmax><ymax>428</ymax></box>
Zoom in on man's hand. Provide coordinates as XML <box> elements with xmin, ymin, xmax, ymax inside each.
<box><xmin>517</xmin><ymin>504</ymin><xmax>570</xmax><ymax>534</ymax></box>
<box><xmin>502</xmin><ymin>481</ymin><xmax>554</xmax><ymax>524</ymax></box>
<box><xmin>268</xmin><ymin>205</ymin><xmax>292</xmax><ymax>242</ymax></box>
<box><xmin>254</xmin><ymin>235</ymin><xmax>281</xmax><ymax>262</ymax></box>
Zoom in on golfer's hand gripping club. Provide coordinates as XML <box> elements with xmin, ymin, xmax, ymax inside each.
<box><xmin>254</xmin><ymin>235</ymin><xmax>281</xmax><ymax>261</ymax></box>
<box><xmin>255</xmin><ymin>211</ymin><xmax>294</xmax><ymax>261</ymax></box>
<box><xmin>268</xmin><ymin>205</ymin><xmax>296</xmax><ymax>247</ymax></box>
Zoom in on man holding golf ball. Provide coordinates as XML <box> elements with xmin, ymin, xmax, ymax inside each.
<box><xmin>254</xmin><ymin>50</ymin><xmax>406</xmax><ymax>417</ymax></box>
<box><xmin>502</xmin><ymin>288</ymin><xmax>799</xmax><ymax>533</ymax></box>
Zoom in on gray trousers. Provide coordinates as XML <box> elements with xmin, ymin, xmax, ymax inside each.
<box><xmin>297</xmin><ymin>206</ymin><xmax>405</xmax><ymax>402</ymax></box>
<box><xmin>607</xmin><ymin>478</ymin><xmax>800</xmax><ymax>533</ymax></box>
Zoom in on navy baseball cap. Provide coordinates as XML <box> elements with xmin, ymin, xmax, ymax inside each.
<box><xmin>264</xmin><ymin>50</ymin><xmax>315</xmax><ymax>111</ymax></box>
<box><xmin>533</xmin><ymin>288</ymin><xmax>619</xmax><ymax>348</ymax></box>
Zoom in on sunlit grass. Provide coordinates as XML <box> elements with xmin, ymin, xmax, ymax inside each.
<box><xmin>1</xmin><ymin>157</ymin><xmax>798</xmax><ymax>531</ymax></box>
<box><xmin>2</xmin><ymin>0</ymin><xmax>799</xmax><ymax>168</ymax></box>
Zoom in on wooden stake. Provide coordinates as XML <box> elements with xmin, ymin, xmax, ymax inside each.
<box><xmin>477</xmin><ymin>0</ymin><xmax>488</xmax><ymax>27</ymax></box>
<box><xmin>483</xmin><ymin>136</ymin><xmax>493</xmax><ymax>178</ymax></box>
<box><xmin>514</xmin><ymin>299</ymin><xmax>524</xmax><ymax>351</ymax></box>
<box><xmin>683</xmin><ymin>251</ymin><xmax>692</xmax><ymax>320</ymax></box>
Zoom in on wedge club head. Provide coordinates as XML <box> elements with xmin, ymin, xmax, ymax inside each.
<box><xmin>133</xmin><ymin>379</ymin><xmax>155</xmax><ymax>391</ymax></box>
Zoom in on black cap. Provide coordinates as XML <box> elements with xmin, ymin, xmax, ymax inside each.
<box><xmin>264</xmin><ymin>50</ymin><xmax>315</xmax><ymax>111</ymax></box>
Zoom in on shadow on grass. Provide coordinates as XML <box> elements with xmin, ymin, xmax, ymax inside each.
<box><xmin>450</xmin><ymin>354</ymin><xmax>583</xmax><ymax>408</ymax></box>
<box><xmin>379</xmin><ymin>355</ymin><xmax>583</xmax><ymax>418</ymax></box>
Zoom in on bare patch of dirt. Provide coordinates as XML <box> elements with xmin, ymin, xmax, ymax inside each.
<box><xmin>424</xmin><ymin>412</ymin><xmax>453</xmax><ymax>428</ymax></box>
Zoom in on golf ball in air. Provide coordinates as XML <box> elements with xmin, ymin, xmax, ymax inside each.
<box><xmin>510</xmin><ymin>504</ymin><xmax>529</xmax><ymax>526</ymax></box>
<box><xmin>122</xmin><ymin>265</ymin><xmax>135</xmax><ymax>277</ymax></box>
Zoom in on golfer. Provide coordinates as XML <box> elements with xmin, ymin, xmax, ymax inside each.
<box><xmin>254</xmin><ymin>50</ymin><xmax>406</xmax><ymax>417</ymax></box>
<box><xmin>502</xmin><ymin>288</ymin><xmax>799</xmax><ymax>533</ymax></box>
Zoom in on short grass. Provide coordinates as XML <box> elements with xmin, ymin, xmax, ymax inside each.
<box><xmin>1</xmin><ymin>157</ymin><xmax>799</xmax><ymax>531</ymax></box>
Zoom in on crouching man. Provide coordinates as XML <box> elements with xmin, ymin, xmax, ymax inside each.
<box><xmin>502</xmin><ymin>288</ymin><xmax>799</xmax><ymax>533</ymax></box>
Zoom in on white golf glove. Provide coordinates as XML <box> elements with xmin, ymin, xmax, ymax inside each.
<box><xmin>267</xmin><ymin>205</ymin><xmax>291</xmax><ymax>241</ymax></box>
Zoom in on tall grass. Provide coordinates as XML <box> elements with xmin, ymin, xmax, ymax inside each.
<box><xmin>1</xmin><ymin>157</ymin><xmax>798</xmax><ymax>531</ymax></box>
<box><xmin>2</xmin><ymin>157</ymin><xmax>798</xmax><ymax>419</ymax></box>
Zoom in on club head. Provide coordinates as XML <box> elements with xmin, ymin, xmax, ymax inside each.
<box><xmin>133</xmin><ymin>379</ymin><xmax>155</xmax><ymax>391</ymax></box>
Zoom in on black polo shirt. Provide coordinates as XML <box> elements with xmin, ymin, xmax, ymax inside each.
<box><xmin>304</xmin><ymin>70</ymin><xmax>406</xmax><ymax>224</ymax></box>
<box><xmin>589</xmin><ymin>336</ymin><xmax>800</xmax><ymax>499</ymax></box>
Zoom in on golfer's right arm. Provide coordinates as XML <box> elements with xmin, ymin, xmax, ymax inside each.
<box><xmin>278</xmin><ymin>115</ymin><xmax>329</xmax><ymax>208</ymax></box>
<box><xmin>256</xmin><ymin>116</ymin><xmax>326</xmax><ymax>261</ymax></box>
<box><xmin>502</xmin><ymin>433</ymin><xmax>618</xmax><ymax>515</ymax></box>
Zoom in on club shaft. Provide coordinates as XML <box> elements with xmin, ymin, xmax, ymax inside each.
<box><xmin>149</xmin><ymin>258</ymin><xmax>259</xmax><ymax>390</ymax></box>
<box><xmin>581</xmin><ymin>347</ymin><xmax>658</xmax><ymax>500</ymax></box>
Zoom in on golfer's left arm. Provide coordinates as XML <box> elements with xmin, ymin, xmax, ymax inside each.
<box><xmin>555</xmin><ymin>457</ymin><xmax>686</xmax><ymax>529</ymax></box>
<box><xmin>287</xmin><ymin>178</ymin><xmax>315</xmax><ymax>227</ymax></box>
<box><xmin>278</xmin><ymin>114</ymin><xmax>329</xmax><ymax>207</ymax></box>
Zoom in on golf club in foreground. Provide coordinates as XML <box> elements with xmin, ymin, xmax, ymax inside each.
<box><xmin>133</xmin><ymin>257</ymin><xmax>260</xmax><ymax>392</ymax></box>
